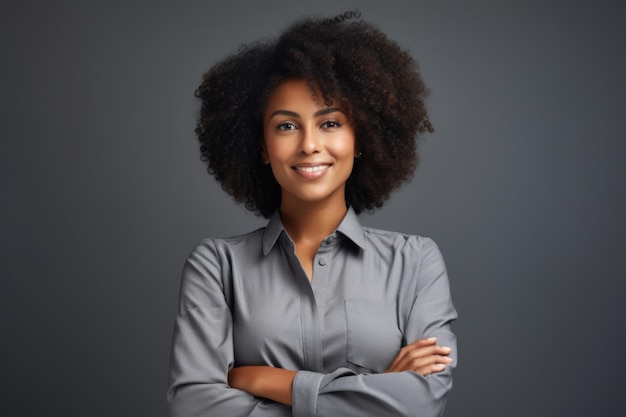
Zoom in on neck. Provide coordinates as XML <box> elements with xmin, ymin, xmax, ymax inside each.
<box><xmin>279</xmin><ymin>199</ymin><xmax>348</xmax><ymax>245</ymax></box>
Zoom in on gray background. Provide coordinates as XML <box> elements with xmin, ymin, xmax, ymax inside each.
<box><xmin>2</xmin><ymin>0</ymin><xmax>624</xmax><ymax>416</ymax></box>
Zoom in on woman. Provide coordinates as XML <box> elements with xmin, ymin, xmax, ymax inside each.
<box><xmin>167</xmin><ymin>11</ymin><xmax>457</xmax><ymax>417</ymax></box>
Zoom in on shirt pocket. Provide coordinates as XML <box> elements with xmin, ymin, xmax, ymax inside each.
<box><xmin>344</xmin><ymin>299</ymin><xmax>403</xmax><ymax>373</ymax></box>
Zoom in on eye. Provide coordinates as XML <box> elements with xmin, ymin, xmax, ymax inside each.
<box><xmin>277</xmin><ymin>121</ymin><xmax>297</xmax><ymax>131</ymax></box>
<box><xmin>321</xmin><ymin>120</ymin><xmax>342</xmax><ymax>129</ymax></box>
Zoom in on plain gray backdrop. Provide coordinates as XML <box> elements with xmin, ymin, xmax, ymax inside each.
<box><xmin>2</xmin><ymin>1</ymin><xmax>624</xmax><ymax>416</ymax></box>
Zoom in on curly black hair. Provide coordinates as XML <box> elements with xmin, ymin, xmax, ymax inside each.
<box><xmin>195</xmin><ymin>10</ymin><xmax>433</xmax><ymax>218</ymax></box>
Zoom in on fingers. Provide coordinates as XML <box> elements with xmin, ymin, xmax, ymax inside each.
<box><xmin>385</xmin><ymin>337</ymin><xmax>453</xmax><ymax>375</ymax></box>
<box><xmin>418</xmin><ymin>363</ymin><xmax>448</xmax><ymax>377</ymax></box>
<box><xmin>412</xmin><ymin>354</ymin><xmax>454</xmax><ymax>376</ymax></box>
<box><xmin>390</xmin><ymin>350</ymin><xmax>453</xmax><ymax>374</ymax></box>
<box><xmin>386</xmin><ymin>337</ymin><xmax>437</xmax><ymax>370</ymax></box>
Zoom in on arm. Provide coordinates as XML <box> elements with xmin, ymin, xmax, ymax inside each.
<box><xmin>230</xmin><ymin>238</ymin><xmax>457</xmax><ymax>417</ymax></box>
<box><xmin>166</xmin><ymin>240</ymin><xmax>292</xmax><ymax>417</ymax></box>
<box><xmin>302</xmin><ymin>238</ymin><xmax>457</xmax><ymax>417</ymax></box>
<box><xmin>295</xmin><ymin>238</ymin><xmax>456</xmax><ymax>417</ymax></box>
<box><xmin>228</xmin><ymin>366</ymin><xmax>297</xmax><ymax>406</ymax></box>
<box><xmin>227</xmin><ymin>337</ymin><xmax>452</xmax><ymax>405</ymax></box>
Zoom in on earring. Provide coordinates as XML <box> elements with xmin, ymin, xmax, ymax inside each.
<box><xmin>355</xmin><ymin>151</ymin><xmax>362</xmax><ymax>158</ymax></box>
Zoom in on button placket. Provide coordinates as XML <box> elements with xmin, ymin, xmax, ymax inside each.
<box><xmin>317</xmin><ymin>232</ymin><xmax>339</xmax><ymax>269</ymax></box>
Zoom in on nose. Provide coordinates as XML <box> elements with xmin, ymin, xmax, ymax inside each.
<box><xmin>299</xmin><ymin>127</ymin><xmax>321</xmax><ymax>155</ymax></box>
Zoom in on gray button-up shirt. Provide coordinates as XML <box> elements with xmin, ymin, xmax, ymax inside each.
<box><xmin>167</xmin><ymin>208</ymin><xmax>458</xmax><ymax>417</ymax></box>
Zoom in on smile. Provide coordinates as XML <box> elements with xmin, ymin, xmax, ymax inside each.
<box><xmin>293</xmin><ymin>164</ymin><xmax>331</xmax><ymax>173</ymax></box>
<box><xmin>292</xmin><ymin>164</ymin><xmax>331</xmax><ymax>179</ymax></box>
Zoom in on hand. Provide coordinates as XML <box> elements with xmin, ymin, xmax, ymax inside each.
<box><xmin>384</xmin><ymin>337</ymin><xmax>453</xmax><ymax>376</ymax></box>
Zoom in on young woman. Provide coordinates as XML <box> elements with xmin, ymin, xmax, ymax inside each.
<box><xmin>167</xmin><ymin>11</ymin><xmax>458</xmax><ymax>417</ymax></box>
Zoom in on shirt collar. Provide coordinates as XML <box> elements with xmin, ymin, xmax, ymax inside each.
<box><xmin>262</xmin><ymin>211</ymin><xmax>286</xmax><ymax>255</ymax></box>
<box><xmin>336</xmin><ymin>207</ymin><xmax>366</xmax><ymax>250</ymax></box>
<box><xmin>262</xmin><ymin>207</ymin><xmax>366</xmax><ymax>255</ymax></box>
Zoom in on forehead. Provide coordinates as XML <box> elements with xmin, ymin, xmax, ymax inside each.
<box><xmin>264</xmin><ymin>78</ymin><xmax>325</xmax><ymax>112</ymax></box>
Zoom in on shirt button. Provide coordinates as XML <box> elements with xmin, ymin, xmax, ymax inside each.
<box><xmin>326</xmin><ymin>236</ymin><xmax>335</xmax><ymax>244</ymax></box>
<box><xmin>318</xmin><ymin>258</ymin><xmax>327</xmax><ymax>266</ymax></box>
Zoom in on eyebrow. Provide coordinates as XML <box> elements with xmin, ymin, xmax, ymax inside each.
<box><xmin>268</xmin><ymin>107</ymin><xmax>343</xmax><ymax>120</ymax></box>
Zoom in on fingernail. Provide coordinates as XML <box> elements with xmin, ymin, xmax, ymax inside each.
<box><xmin>434</xmin><ymin>364</ymin><xmax>446</xmax><ymax>370</ymax></box>
<box><xmin>427</xmin><ymin>337</ymin><xmax>437</xmax><ymax>341</ymax></box>
<box><xmin>442</xmin><ymin>346</ymin><xmax>451</xmax><ymax>352</ymax></box>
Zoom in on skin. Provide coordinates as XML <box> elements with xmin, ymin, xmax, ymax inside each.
<box><xmin>261</xmin><ymin>78</ymin><xmax>356</xmax><ymax>279</ymax></box>
<box><xmin>228</xmin><ymin>78</ymin><xmax>453</xmax><ymax>406</ymax></box>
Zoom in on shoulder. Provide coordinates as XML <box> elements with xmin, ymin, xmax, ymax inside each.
<box><xmin>358</xmin><ymin>226</ymin><xmax>449</xmax><ymax>295</ymax></box>
<box><xmin>177</xmin><ymin>227</ymin><xmax>267</xmax><ymax>308</ymax></box>
<box><xmin>184</xmin><ymin>227</ymin><xmax>267</xmax><ymax>270</ymax></box>
<box><xmin>192</xmin><ymin>227</ymin><xmax>265</xmax><ymax>253</ymax></box>
<box><xmin>361</xmin><ymin>226</ymin><xmax>446</xmax><ymax>280</ymax></box>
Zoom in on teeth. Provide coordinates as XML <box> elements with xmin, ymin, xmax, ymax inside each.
<box><xmin>294</xmin><ymin>165</ymin><xmax>330</xmax><ymax>173</ymax></box>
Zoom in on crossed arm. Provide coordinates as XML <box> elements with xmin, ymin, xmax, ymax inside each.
<box><xmin>168</xmin><ymin>237</ymin><xmax>457</xmax><ymax>417</ymax></box>
<box><xmin>228</xmin><ymin>337</ymin><xmax>453</xmax><ymax>406</ymax></box>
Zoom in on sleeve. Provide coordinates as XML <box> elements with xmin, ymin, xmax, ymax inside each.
<box><xmin>166</xmin><ymin>239</ymin><xmax>292</xmax><ymax>417</ymax></box>
<box><xmin>291</xmin><ymin>237</ymin><xmax>458</xmax><ymax>417</ymax></box>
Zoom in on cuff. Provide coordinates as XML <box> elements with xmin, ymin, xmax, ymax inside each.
<box><xmin>292</xmin><ymin>370</ymin><xmax>323</xmax><ymax>417</ymax></box>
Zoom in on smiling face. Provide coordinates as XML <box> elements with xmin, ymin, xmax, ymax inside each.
<box><xmin>262</xmin><ymin>78</ymin><xmax>356</xmax><ymax>212</ymax></box>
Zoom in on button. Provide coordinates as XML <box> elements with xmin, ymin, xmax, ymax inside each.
<box><xmin>325</xmin><ymin>236</ymin><xmax>335</xmax><ymax>244</ymax></box>
<box><xmin>318</xmin><ymin>258</ymin><xmax>327</xmax><ymax>266</ymax></box>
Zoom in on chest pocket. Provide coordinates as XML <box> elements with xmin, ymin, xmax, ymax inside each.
<box><xmin>345</xmin><ymin>299</ymin><xmax>403</xmax><ymax>373</ymax></box>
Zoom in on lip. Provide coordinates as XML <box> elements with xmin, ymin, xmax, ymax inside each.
<box><xmin>292</xmin><ymin>163</ymin><xmax>331</xmax><ymax>179</ymax></box>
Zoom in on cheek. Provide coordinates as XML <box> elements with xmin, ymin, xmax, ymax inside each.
<box><xmin>264</xmin><ymin>141</ymin><xmax>282</xmax><ymax>161</ymax></box>
<box><xmin>264</xmin><ymin>138</ymin><xmax>295</xmax><ymax>164</ymax></box>
<box><xmin>332</xmin><ymin>134</ymin><xmax>356</xmax><ymax>158</ymax></box>
<box><xmin>341</xmin><ymin>142</ymin><xmax>356</xmax><ymax>156</ymax></box>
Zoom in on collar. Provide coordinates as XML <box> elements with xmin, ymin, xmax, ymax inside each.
<box><xmin>262</xmin><ymin>207</ymin><xmax>366</xmax><ymax>255</ymax></box>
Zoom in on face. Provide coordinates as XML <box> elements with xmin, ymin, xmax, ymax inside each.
<box><xmin>262</xmin><ymin>78</ymin><xmax>356</xmax><ymax>211</ymax></box>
